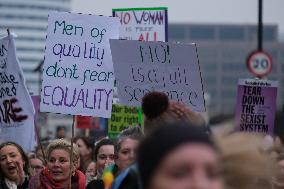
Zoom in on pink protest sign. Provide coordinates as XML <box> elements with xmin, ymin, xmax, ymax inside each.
<box><xmin>235</xmin><ymin>79</ymin><xmax>278</xmax><ymax>135</ymax></box>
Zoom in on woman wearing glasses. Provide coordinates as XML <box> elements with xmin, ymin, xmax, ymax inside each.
<box><xmin>29</xmin><ymin>157</ymin><xmax>44</xmax><ymax>177</ymax></box>
<box><xmin>29</xmin><ymin>139</ymin><xmax>85</xmax><ymax>189</ymax></box>
<box><xmin>86</xmin><ymin>138</ymin><xmax>115</xmax><ymax>189</ymax></box>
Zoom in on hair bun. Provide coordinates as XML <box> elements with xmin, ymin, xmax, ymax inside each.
<box><xmin>142</xmin><ymin>91</ymin><xmax>169</xmax><ymax>119</ymax></box>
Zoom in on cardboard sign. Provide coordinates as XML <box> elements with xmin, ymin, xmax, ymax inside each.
<box><xmin>0</xmin><ymin>35</ymin><xmax>36</xmax><ymax>152</ymax></box>
<box><xmin>110</xmin><ymin>40</ymin><xmax>205</xmax><ymax>112</ymax></box>
<box><xmin>108</xmin><ymin>104</ymin><xmax>143</xmax><ymax>138</ymax></box>
<box><xmin>40</xmin><ymin>12</ymin><xmax>120</xmax><ymax>118</ymax></box>
<box><xmin>235</xmin><ymin>78</ymin><xmax>278</xmax><ymax>135</ymax></box>
<box><xmin>113</xmin><ymin>7</ymin><xmax>168</xmax><ymax>42</ymax></box>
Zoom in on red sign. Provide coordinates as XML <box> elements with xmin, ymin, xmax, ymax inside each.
<box><xmin>76</xmin><ymin>116</ymin><xmax>92</xmax><ymax>129</ymax></box>
<box><xmin>246</xmin><ymin>50</ymin><xmax>272</xmax><ymax>78</ymax></box>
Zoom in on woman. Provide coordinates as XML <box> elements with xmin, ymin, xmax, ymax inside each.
<box><xmin>0</xmin><ymin>141</ymin><xmax>30</xmax><ymax>189</ymax></box>
<box><xmin>85</xmin><ymin>161</ymin><xmax>96</xmax><ymax>184</ymax></box>
<box><xmin>216</xmin><ymin>132</ymin><xmax>275</xmax><ymax>189</ymax></box>
<box><xmin>114</xmin><ymin>126</ymin><xmax>143</xmax><ymax>175</ymax></box>
<box><xmin>138</xmin><ymin>121</ymin><xmax>224</xmax><ymax>189</ymax></box>
<box><xmin>74</xmin><ymin>137</ymin><xmax>95</xmax><ymax>173</ymax></box>
<box><xmin>29</xmin><ymin>139</ymin><xmax>85</xmax><ymax>189</ymax></box>
<box><xmin>86</xmin><ymin>138</ymin><xmax>115</xmax><ymax>189</ymax></box>
<box><xmin>29</xmin><ymin>157</ymin><xmax>44</xmax><ymax>177</ymax></box>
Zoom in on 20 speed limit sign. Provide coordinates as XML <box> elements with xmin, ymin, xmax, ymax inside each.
<box><xmin>246</xmin><ymin>50</ymin><xmax>272</xmax><ymax>78</ymax></box>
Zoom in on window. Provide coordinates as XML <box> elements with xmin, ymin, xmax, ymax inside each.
<box><xmin>202</xmin><ymin>64</ymin><xmax>217</xmax><ymax>71</ymax></box>
<box><xmin>247</xmin><ymin>26</ymin><xmax>276</xmax><ymax>41</ymax></box>
<box><xmin>190</xmin><ymin>26</ymin><xmax>215</xmax><ymax>40</ymax></box>
<box><xmin>16</xmin><ymin>47</ymin><xmax>44</xmax><ymax>53</ymax></box>
<box><xmin>198</xmin><ymin>48</ymin><xmax>218</xmax><ymax>59</ymax></box>
<box><xmin>263</xmin><ymin>27</ymin><xmax>275</xmax><ymax>41</ymax></box>
<box><xmin>222</xmin><ymin>89</ymin><xmax>237</xmax><ymax>99</ymax></box>
<box><xmin>266</xmin><ymin>49</ymin><xmax>278</xmax><ymax>60</ymax></box>
<box><xmin>169</xmin><ymin>25</ymin><xmax>185</xmax><ymax>40</ymax></box>
<box><xmin>204</xmin><ymin>76</ymin><xmax>217</xmax><ymax>85</ymax></box>
<box><xmin>222</xmin><ymin>62</ymin><xmax>246</xmax><ymax>72</ymax></box>
<box><xmin>208</xmin><ymin>90</ymin><xmax>217</xmax><ymax>98</ymax></box>
<box><xmin>219</xmin><ymin>26</ymin><xmax>244</xmax><ymax>40</ymax></box>
<box><xmin>222</xmin><ymin>78</ymin><xmax>238</xmax><ymax>86</ymax></box>
<box><xmin>222</xmin><ymin>49</ymin><xmax>246</xmax><ymax>60</ymax></box>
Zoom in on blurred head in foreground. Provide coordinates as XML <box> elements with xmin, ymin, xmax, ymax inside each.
<box><xmin>138</xmin><ymin>121</ymin><xmax>223</xmax><ymax>189</ymax></box>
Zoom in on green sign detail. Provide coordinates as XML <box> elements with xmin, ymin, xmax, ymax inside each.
<box><xmin>108</xmin><ymin>104</ymin><xmax>144</xmax><ymax>138</ymax></box>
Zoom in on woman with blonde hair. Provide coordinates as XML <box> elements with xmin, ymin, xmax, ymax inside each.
<box><xmin>29</xmin><ymin>139</ymin><xmax>85</xmax><ymax>189</ymax></box>
<box><xmin>215</xmin><ymin>132</ymin><xmax>275</xmax><ymax>189</ymax></box>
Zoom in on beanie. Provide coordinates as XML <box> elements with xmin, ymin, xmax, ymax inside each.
<box><xmin>137</xmin><ymin>121</ymin><xmax>216</xmax><ymax>188</ymax></box>
<box><xmin>142</xmin><ymin>91</ymin><xmax>206</xmax><ymax>134</ymax></box>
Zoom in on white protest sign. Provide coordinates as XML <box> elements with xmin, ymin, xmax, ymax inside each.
<box><xmin>0</xmin><ymin>35</ymin><xmax>36</xmax><ymax>152</ymax></box>
<box><xmin>110</xmin><ymin>40</ymin><xmax>205</xmax><ymax>112</ymax></box>
<box><xmin>113</xmin><ymin>7</ymin><xmax>168</xmax><ymax>41</ymax></box>
<box><xmin>0</xmin><ymin>39</ymin><xmax>8</xmax><ymax>69</ymax></box>
<box><xmin>40</xmin><ymin>12</ymin><xmax>120</xmax><ymax>118</ymax></box>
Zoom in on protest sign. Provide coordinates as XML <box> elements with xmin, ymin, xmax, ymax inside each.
<box><xmin>76</xmin><ymin>115</ymin><xmax>92</xmax><ymax>129</ymax></box>
<box><xmin>110</xmin><ymin>40</ymin><xmax>205</xmax><ymax>112</ymax></box>
<box><xmin>40</xmin><ymin>12</ymin><xmax>120</xmax><ymax>118</ymax></box>
<box><xmin>235</xmin><ymin>78</ymin><xmax>278</xmax><ymax>135</ymax></box>
<box><xmin>0</xmin><ymin>35</ymin><xmax>36</xmax><ymax>152</ymax></box>
<box><xmin>108</xmin><ymin>104</ymin><xmax>143</xmax><ymax>138</ymax></box>
<box><xmin>113</xmin><ymin>7</ymin><xmax>168</xmax><ymax>42</ymax></box>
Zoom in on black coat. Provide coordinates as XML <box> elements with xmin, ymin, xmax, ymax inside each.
<box><xmin>86</xmin><ymin>179</ymin><xmax>104</xmax><ymax>189</ymax></box>
<box><xmin>0</xmin><ymin>176</ymin><xmax>29</xmax><ymax>189</ymax></box>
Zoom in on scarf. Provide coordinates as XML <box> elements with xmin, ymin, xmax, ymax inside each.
<box><xmin>30</xmin><ymin>167</ymin><xmax>85</xmax><ymax>189</ymax></box>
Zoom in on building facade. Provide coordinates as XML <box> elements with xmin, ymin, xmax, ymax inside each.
<box><xmin>0</xmin><ymin>0</ymin><xmax>71</xmax><ymax>95</ymax></box>
<box><xmin>168</xmin><ymin>23</ymin><xmax>284</xmax><ymax>116</ymax></box>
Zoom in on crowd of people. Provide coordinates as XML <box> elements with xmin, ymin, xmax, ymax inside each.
<box><xmin>0</xmin><ymin>91</ymin><xmax>283</xmax><ymax>189</ymax></box>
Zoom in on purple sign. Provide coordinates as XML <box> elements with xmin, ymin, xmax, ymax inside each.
<box><xmin>235</xmin><ymin>79</ymin><xmax>278</xmax><ymax>135</ymax></box>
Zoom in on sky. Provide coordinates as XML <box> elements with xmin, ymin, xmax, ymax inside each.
<box><xmin>72</xmin><ymin>0</ymin><xmax>284</xmax><ymax>40</ymax></box>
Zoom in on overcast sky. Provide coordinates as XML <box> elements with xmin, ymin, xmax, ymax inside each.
<box><xmin>72</xmin><ymin>0</ymin><xmax>284</xmax><ymax>38</ymax></box>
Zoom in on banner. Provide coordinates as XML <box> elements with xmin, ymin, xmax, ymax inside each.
<box><xmin>108</xmin><ymin>104</ymin><xmax>143</xmax><ymax>138</ymax></box>
<box><xmin>235</xmin><ymin>78</ymin><xmax>278</xmax><ymax>135</ymax></box>
<box><xmin>113</xmin><ymin>7</ymin><xmax>168</xmax><ymax>42</ymax></box>
<box><xmin>40</xmin><ymin>12</ymin><xmax>120</xmax><ymax>118</ymax></box>
<box><xmin>0</xmin><ymin>35</ymin><xmax>36</xmax><ymax>152</ymax></box>
<box><xmin>110</xmin><ymin>40</ymin><xmax>205</xmax><ymax>112</ymax></box>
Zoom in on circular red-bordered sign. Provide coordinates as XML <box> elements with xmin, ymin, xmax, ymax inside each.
<box><xmin>246</xmin><ymin>50</ymin><xmax>273</xmax><ymax>78</ymax></box>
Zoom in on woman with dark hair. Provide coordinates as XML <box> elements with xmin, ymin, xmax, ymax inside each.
<box><xmin>74</xmin><ymin>137</ymin><xmax>95</xmax><ymax>173</ymax></box>
<box><xmin>0</xmin><ymin>141</ymin><xmax>30</xmax><ymax>189</ymax></box>
<box><xmin>138</xmin><ymin>122</ymin><xmax>224</xmax><ymax>189</ymax></box>
<box><xmin>29</xmin><ymin>139</ymin><xmax>85</xmax><ymax>189</ymax></box>
<box><xmin>86</xmin><ymin>138</ymin><xmax>115</xmax><ymax>189</ymax></box>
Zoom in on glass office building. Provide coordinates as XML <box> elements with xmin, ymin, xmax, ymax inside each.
<box><xmin>0</xmin><ymin>0</ymin><xmax>71</xmax><ymax>94</ymax></box>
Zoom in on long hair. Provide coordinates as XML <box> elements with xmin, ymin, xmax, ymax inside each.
<box><xmin>215</xmin><ymin>131</ymin><xmax>276</xmax><ymax>189</ymax></box>
<box><xmin>0</xmin><ymin>141</ymin><xmax>31</xmax><ymax>176</ymax></box>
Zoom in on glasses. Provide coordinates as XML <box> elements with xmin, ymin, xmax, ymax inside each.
<box><xmin>98</xmin><ymin>154</ymin><xmax>115</xmax><ymax>160</ymax></box>
<box><xmin>31</xmin><ymin>165</ymin><xmax>43</xmax><ymax>170</ymax></box>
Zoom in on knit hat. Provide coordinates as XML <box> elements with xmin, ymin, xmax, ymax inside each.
<box><xmin>142</xmin><ymin>91</ymin><xmax>206</xmax><ymax>134</ymax></box>
<box><xmin>137</xmin><ymin>121</ymin><xmax>216</xmax><ymax>189</ymax></box>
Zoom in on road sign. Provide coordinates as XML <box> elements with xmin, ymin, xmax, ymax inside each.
<box><xmin>246</xmin><ymin>50</ymin><xmax>272</xmax><ymax>78</ymax></box>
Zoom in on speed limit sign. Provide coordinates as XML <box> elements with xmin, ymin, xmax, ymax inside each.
<box><xmin>246</xmin><ymin>50</ymin><xmax>272</xmax><ymax>78</ymax></box>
